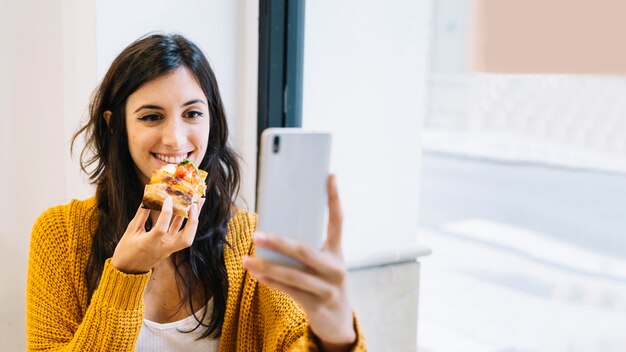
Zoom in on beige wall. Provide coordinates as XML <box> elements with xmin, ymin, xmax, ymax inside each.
<box><xmin>468</xmin><ymin>0</ymin><xmax>626</xmax><ymax>74</ymax></box>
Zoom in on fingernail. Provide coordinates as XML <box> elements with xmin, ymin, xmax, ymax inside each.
<box><xmin>164</xmin><ymin>196</ymin><xmax>172</xmax><ymax>205</ymax></box>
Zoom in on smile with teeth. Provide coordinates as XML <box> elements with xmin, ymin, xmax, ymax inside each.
<box><xmin>153</xmin><ymin>152</ymin><xmax>190</xmax><ymax>164</ymax></box>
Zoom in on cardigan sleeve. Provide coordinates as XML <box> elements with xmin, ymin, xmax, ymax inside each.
<box><xmin>288</xmin><ymin>315</ymin><xmax>368</xmax><ymax>352</ymax></box>
<box><xmin>26</xmin><ymin>205</ymin><xmax>151</xmax><ymax>351</ymax></box>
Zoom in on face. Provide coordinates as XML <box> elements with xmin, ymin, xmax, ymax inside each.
<box><xmin>124</xmin><ymin>67</ymin><xmax>210</xmax><ymax>183</ymax></box>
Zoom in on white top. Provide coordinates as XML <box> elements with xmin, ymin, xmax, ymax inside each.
<box><xmin>136</xmin><ymin>299</ymin><xmax>219</xmax><ymax>352</ymax></box>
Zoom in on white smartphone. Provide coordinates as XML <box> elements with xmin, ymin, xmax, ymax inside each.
<box><xmin>255</xmin><ymin>128</ymin><xmax>332</xmax><ymax>267</ymax></box>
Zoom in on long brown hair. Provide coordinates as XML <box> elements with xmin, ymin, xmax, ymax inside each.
<box><xmin>71</xmin><ymin>33</ymin><xmax>240</xmax><ymax>338</ymax></box>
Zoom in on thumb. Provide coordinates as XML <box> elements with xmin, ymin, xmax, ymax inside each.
<box><xmin>325</xmin><ymin>175</ymin><xmax>343</xmax><ymax>254</ymax></box>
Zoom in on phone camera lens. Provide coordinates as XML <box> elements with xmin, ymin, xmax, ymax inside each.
<box><xmin>272</xmin><ymin>135</ymin><xmax>280</xmax><ymax>153</ymax></box>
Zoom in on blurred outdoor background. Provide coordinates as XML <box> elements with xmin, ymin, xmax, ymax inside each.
<box><xmin>417</xmin><ymin>1</ymin><xmax>626</xmax><ymax>351</ymax></box>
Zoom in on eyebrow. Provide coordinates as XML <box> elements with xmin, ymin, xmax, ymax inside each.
<box><xmin>133</xmin><ymin>99</ymin><xmax>207</xmax><ymax>113</ymax></box>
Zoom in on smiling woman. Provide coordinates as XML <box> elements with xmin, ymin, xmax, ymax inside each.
<box><xmin>25</xmin><ymin>34</ymin><xmax>366</xmax><ymax>352</ymax></box>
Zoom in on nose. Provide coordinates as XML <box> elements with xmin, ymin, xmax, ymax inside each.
<box><xmin>161</xmin><ymin>117</ymin><xmax>185</xmax><ymax>149</ymax></box>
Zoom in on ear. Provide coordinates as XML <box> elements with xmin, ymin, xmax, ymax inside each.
<box><xmin>103</xmin><ymin>110</ymin><xmax>112</xmax><ymax>126</ymax></box>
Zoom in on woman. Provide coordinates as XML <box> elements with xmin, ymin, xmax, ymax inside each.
<box><xmin>26</xmin><ymin>34</ymin><xmax>366</xmax><ymax>351</ymax></box>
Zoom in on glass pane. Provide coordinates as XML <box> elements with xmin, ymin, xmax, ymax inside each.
<box><xmin>419</xmin><ymin>3</ymin><xmax>626</xmax><ymax>351</ymax></box>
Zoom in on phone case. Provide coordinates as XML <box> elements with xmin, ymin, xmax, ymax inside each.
<box><xmin>255</xmin><ymin>128</ymin><xmax>332</xmax><ymax>267</ymax></box>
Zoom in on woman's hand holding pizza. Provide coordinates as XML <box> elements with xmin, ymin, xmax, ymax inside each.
<box><xmin>111</xmin><ymin>160</ymin><xmax>207</xmax><ymax>274</ymax></box>
<box><xmin>110</xmin><ymin>197</ymin><xmax>205</xmax><ymax>274</ymax></box>
<box><xmin>243</xmin><ymin>176</ymin><xmax>357</xmax><ymax>350</ymax></box>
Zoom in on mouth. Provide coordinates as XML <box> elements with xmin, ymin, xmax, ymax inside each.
<box><xmin>151</xmin><ymin>152</ymin><xmax>192</xmax><ymax>164</ymax></box>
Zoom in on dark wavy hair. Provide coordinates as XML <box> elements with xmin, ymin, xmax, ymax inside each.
<box><xmin>71</xmin><ymin>33</ymin><xmax>240</xmax><ymax>339</ymax></box>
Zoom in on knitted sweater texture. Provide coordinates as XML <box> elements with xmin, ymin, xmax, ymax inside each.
<box><xmin>26</xmin><ymin>198</ymin><xmax>366</xmax><ymax>351</ymax></box>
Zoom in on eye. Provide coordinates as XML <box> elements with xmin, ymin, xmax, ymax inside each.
<box><xmin>138</xmin><ymin>114</ymin><xmax>162</xmax><ymax>122</ymax></box>
<box><xmin>185</xmin><ymin>111</ymin><xmax>204</xmax><ymax>119</ymax></box>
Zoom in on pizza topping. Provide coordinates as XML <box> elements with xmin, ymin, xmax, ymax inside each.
<box><xmin>169</xmin><ymin>159</ymin><xmax>207</xmax><ymax>196</ymax></box>
<box><xmin>175</xmin><ymin>164</ymin><xmax>196</xmax><ymax>180</ymax></box>
<box><xmin>163</xmin><ymin>164</ymin><xmax>177</xmax><ymax>174</ymax></box>
<box><xmin>142</xmin><ymin>158</ymin><xmax>208</xmax><ymax>217</ymax></box>
<box><xmin>178</xmin><ymin>159</ymin><xmax>201</xmax><ymax>177</ymax></box>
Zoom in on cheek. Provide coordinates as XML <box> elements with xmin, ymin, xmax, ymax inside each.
<box><xmin>126</xmin><ymin>128</ymin><xmax>153</xmax><ymax>157</ymax></box>
<box><xmin>195</xmin><ymin>124</ymin><xmax>210</xmax><ymax>151</ymax></box>
<box><xmin>126</xmin><ymin>129</ymin><xmax>140</xmax><ymax>154</ymax></box>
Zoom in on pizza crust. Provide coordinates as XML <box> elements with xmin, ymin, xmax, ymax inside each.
<box><xmin>142</xmin><ymin>183</ymin><xmax>193</xmax><ymax>218</ymax></box>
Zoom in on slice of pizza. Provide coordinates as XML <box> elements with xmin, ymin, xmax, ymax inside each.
<box><xmin>142</xmin><ymin>159</ymin><xmax>208</xmax><ymax>218</ymax></box>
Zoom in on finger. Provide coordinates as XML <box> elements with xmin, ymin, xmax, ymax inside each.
<box><xmin>325</xmin><ymin>174</ymin><xmax>343</xmax><ymax>253</ymax></box>
<box><xmin>253</xmin><ymin>272</ymin><xmax>317</xmax><ymax>310</ymax></box>
<box><xmin>168</xmin><ymin>215</ymin><xmax>185</xmax><ymax>235</ymax></box>
<box><xmin>153</xmin><ymin>196</ymin><xmax>174</xmax><ymax>233</ymax></box>
<box><xmin>130</xmin><ymin>203</ymin><xmax>151</xmax><ymax>232</ymax></box>
<box><xmin>172</xmin><ymin>203</ymin><xmax>199</xmax><ymax>250</ymax></box>
<box><xmin>193</xmin><ymin>198</ymin><xmax>206</xmax><ymax>218</ymax></box>
<box><xmin>253</xmin><ymin>231</ymin><xmax>345</xmax><ymax>283</ymax></box>
<box><xmin>244</xmin><ymin>256</ymin><xmax>338</xmax><ymax>299</ymax></box>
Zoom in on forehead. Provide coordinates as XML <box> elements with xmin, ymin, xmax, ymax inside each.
<box><xmin>126</xmin><ymin>67</ymin><xmax>206</xmax><ymax>108</ymax></box>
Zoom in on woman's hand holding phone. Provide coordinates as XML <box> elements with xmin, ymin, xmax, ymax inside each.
<box><xmin>243</xmin><ymin>176</ymin><xmax>357</xmax><ymax>350</ymax></box>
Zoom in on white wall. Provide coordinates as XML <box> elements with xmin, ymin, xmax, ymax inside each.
<box><xmin>302</xmin><ymin>0</ymin><xmax>431</xmax><ymax>262</ymax></box>
<box><xmin>0</xmin><ymin>0</ymin><xmax>12</xmax><ymax>239</ymax></box>
<box><xmin>62</xmin><ymin>0</ymin><xmax>98</xmax><ymax>201</ymax></box>
<box><xmin>0</xmin><ymin>2</ymin><xmax>257</xmax><ymax>350</ymax></box>
<box><xmin>0</xmin><ymin>1</ymin><xmax>67</xmax><ymax>351</ymax></box>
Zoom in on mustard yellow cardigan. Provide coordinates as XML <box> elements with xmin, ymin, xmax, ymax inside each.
<box><xmin>26</xmin><ymin>198</ymin><xmax>366</xmax><ymax>351</ymax></box>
